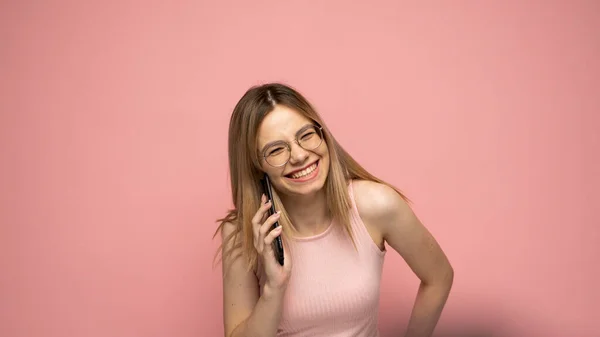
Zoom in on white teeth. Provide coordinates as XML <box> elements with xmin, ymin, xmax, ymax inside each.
<box><xmin>290</xmin><ymin>162</ymin><xmax>317</xmax><ymax>179</ymax></box>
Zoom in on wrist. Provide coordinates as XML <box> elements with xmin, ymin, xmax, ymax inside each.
<box><xmin>262</xmin><ymin>283</ymin><xmax>287</xmax><ymax>300</ymax></box>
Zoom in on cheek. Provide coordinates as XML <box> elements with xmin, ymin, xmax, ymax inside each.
<box><xmin>259</xmin><ymin>160</ymin><xmax>278</xmax><ymax>176</ymax></box>
<box><xmin>263</xmin><ymin>165</ymin><xmax>283</xmax><ymax>177</ymax></box>
<box><xmin>261</xmin><ymin>163</ymin><xmax>288</xmax><ymax>182</ymax></box>
<box><xmin>319</xmin><ymin>144</ymin><xmax>330</xmax><ymax>161</ymax></box>
<box><xmin>317</xmin><ymin>146</ymin><xmax>331</xmax><ymax>172</ymax></box>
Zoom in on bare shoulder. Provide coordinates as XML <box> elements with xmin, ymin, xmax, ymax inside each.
<box><xmin>221</xmin><ymin>220</ymin><xmax>239</xmax><ymax>245</ymax></box>
<box><xmin>352</xmin><ymin>179</ymin><xmax>412</xmax><ymax>232</ymax></box>
<box><xmin>353</xmin><ymin>180</ymin><xmax>453</xmax><ymax>285</ymax></box>
<box><xmin>220</xmin><ymin>220</ymin><xmax>260</xmax><ymax>336</ymax></box>
<box><xmin>220</xmin><ymin>220</ymin><xmax>253</xmax><ymax>273</ymax></box>
<box><xmin>220</xmin><ymin>221</ymin><xmax>241</xmax><ymax>258</ymax></box>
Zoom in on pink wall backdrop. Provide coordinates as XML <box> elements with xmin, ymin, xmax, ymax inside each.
<box><xmin>2</xmin><ymin>1</ymin><xmax>599</xmax><ymax>336</ymax></box>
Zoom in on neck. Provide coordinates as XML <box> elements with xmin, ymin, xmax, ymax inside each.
<box><xmin>279</xmin><ymin>188</ymin><xmax>330</xmax><ymax>237</ymax></box>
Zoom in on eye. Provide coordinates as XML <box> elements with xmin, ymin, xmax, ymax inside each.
<box><xmin>300</xmin><ymin>131</ymin><xmax>316</xmax><ymax>140</ymax></box>
<box><xmin>267</xmin><ymin>146</ymin><xmax>285</xmax><ymax>156</ymax></box>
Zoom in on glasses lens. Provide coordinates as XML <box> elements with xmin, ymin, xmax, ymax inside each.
<box><xmin>298</xmin><ymin>126</ymin><xmax>323</xmax><ymax>150</ymax></box>
<box><xmin>264</xmin><ymin>143</ymin><xmax>290</xmax><ymax>166</ymax></box>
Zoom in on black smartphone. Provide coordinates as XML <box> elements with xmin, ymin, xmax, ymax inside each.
<box><xmin>261</xmin><ymin>174</ymin><xmax>285</xmax><ymax>266</ymax></box>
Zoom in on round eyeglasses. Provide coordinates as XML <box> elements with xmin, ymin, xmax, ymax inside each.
<box><xmin>262</xmin><ymin>125</ymin><xmax>324</xmax><ymax>167</ymax></box>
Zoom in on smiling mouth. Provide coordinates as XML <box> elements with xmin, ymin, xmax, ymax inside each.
<box><xmin>285</xmin><ymin>161</ymin><xmax>319</xmax><ymax>179</ymax></box>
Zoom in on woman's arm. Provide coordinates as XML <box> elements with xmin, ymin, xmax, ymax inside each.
<box><xmin>221</xmin><ymin>222</ymin><xmax>285</xmax><ymax>337</ymax></box>
<box><xmin>353</xmin><ymin>180</ymin><xmax>454</xmax><ymax>337</ymax></box>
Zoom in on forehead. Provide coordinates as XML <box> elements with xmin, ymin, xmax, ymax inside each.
<box><xmin>257</xmin><ymin>105</ymin><xmax>312</xmax><ymax>146</ymax></box>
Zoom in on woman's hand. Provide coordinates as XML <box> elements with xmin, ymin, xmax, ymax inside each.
<box><xmin>252</xmin><ymin>194</ymin><xmax>292</xmax><ymax>293</ymax></box>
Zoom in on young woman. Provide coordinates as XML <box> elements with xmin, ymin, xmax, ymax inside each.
<box><xmin>215</xmin><ymin>83</ymin><xmax>453</xmax><ymax>337</ymax></box>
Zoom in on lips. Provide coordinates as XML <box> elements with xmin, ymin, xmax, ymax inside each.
<box><xmin>285</xmin><ymin>160</ymin><xmax>319</xmax><ymax>179</ymax></box>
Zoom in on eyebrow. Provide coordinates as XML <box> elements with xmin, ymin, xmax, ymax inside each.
<box><xmin>259</xmin><ymin>124</ymin><xmax>315</xmax><ymax>154</ymax></box>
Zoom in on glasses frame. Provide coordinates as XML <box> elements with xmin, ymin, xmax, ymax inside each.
<box><xmin>261</xmin><ymin>125</ymin><xmax>324</xmax><ymax>168</ymax></box>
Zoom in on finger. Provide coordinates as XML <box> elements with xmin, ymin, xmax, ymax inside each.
<box><xmin>259</xmin><ymin>211</ymin><xmax>281</xmax><ymax>239</ymax></box>
<box><xmin>263</xmin><ymin>226</ymin><xmax>283</xmax><ymax>247</ymax></box>
<box><xmin>260</xmin><ymin>206</ymin><xmax>269</xmax><ymax>224</ymax></box>
<box><xmin>252</xmin><ymin>218</ymin><xmax>260</xmax><ymax>247</ymax></box>
<box><xmin>252</xmin><ymin>197</ymin><xmax>271</xmax><ymax>240</ymax></box>
<box><xmin>261</xmin><ymin>226</ymin><xmax>283</xmax><ymax>262</ymax></box>
<box><xmin>251</xmin><ymin>198</ymin><xmax>272</xmax><ymax>228</ymax></box>
<box><xmin>257</xmin><ymin>211</ymin><xmax>281</xmax><ymax>252</ymax></box>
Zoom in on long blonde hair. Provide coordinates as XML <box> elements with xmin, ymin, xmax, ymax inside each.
<box><xmin>214</xmin><ymin>83</ymin><xmax>408</xmax><ymax>271</ymax></box>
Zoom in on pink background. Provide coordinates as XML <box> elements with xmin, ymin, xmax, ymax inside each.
<box><xmin>2</xmin><ymin>1</ymin><xmax>599</xmax><ymax>336</ymax></box>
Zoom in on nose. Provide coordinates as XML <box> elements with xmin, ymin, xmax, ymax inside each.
<box><xmin>288</xmin><ymin>141</ymin><xmax>309</xmax><ymax>165</ymax></box>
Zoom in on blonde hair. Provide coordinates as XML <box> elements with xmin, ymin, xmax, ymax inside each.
<box><xmin>214</xmin><ymin>83</ymin><xmax>408</xmax><ymax>271</ymax></box>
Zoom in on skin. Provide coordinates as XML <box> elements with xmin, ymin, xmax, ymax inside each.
<box><xmin>352</xmin><ymin>180</ymin><xmax>454</xmax><ymax>337</ymax></box>
<box><xmin>221</xmin><ymin>104</ymin><xmax>453</xmax><ymax>337</ymax></box>
<box><xmin>256</xmin><ymin>105</ymin><xmax>332</xmax><ymax>237</ymax></box>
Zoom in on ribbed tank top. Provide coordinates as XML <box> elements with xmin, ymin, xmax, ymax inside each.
<box><xmin>257</xmin><ymin>180</ymin><xmax>386</xmax><ymax>337</ymax></box>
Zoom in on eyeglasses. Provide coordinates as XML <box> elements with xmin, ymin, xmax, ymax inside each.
<box><xmin>261</xmin><ymin>125</ymin><xmax>324</xmax><ymax>167</ymax></box>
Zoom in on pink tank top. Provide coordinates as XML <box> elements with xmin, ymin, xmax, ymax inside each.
<box><xmin>257</xmin><ymin>180</ymin><xmax>386</xmax><ymax>336</ymax></box>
